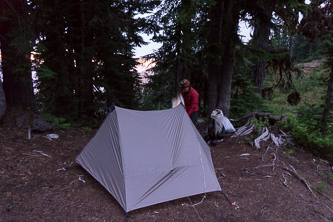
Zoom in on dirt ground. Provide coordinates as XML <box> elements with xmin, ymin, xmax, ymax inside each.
<box><xmin>1</xmin><ymin>111</ymin><xmax>333</xmax><ymax>222</ymax></box>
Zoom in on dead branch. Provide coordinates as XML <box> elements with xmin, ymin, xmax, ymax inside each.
<box><xmin>253</xmin><ymin>195</ymin><xmax>266</xmax><ymax>204</ymax></box>
<box><xmin>282</xmin><ymin>172</ymin><xmax>291</xmax><ymax>187</ymax></box>
<box><xmin>272</xmin><ymin>153</ymin><xmax>277</xmax><ymax>164</ymax></box>
<box><xmin>262</xmin><ymin>146</ymin><xmax>275</xmax><ymax>161</ymax></box>
<box><xmin>313</xmin><ymin>188</ymin><xmax>333</xmax><ymax>202</ymax></box>
<box><xmin>231</xmin><ymin>118</ymin><xmax>254</xmax><ymax>137</ymax></box>
<box><xmin>277</xmin><ymin>165</ymin><xmax>317</xmax><ymax>198</ymax></box>
<box><xmin>232</xmin><ymin>119</ymin><xmax>292</xmax><ymax>149</ymax></box>
<box><xmin>244</xmin><ymin>164</ymin><xmax>277</xmax><ymax>176</ymax></box>
<box><xmin>22</xmin><ymin>150</ymin><xmax>52</xmax><ymax>158</ymax></box>
<box><xmin>230</xmin><ymin>112</ymin><xmax>287</xmax><ymax>124</ymax></box>
<box><xmin>245</xmin><ymin>162</ymin><xmax>317</xmax><ymax>198</ymax></box>
<box><xmin>254</xmin><ymin>127</ymin><xmax>269</xmax><ymax>148</ymax></box>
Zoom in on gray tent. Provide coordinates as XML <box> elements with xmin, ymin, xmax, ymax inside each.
<box><xmin>76</xmin><ymin>105</ymin><xmax>221</xmax><ymax>212</ymax></box>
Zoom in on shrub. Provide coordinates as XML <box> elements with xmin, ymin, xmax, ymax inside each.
<box><xmin>41</xmin><ymin>113</ymin><xmax>71</xmax><ymax>129</ymax></box>
<box><xmin>284</xmin><ymin>103</ymin><xmax>333</xmax><ymax>164</ymax></box>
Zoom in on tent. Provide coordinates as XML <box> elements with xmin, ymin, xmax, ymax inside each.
<box><xmin>75</xmin><ymin>104</ymin><xmax>221</xmax><ymax>213</ymax></box>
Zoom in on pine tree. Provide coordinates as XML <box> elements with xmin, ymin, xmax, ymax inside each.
<box><xmin>0</xmin><ymin>0</ymin><xmax>37</xmax><ymax>113</ymax></box>
<box><xmin>143</xmin><ymin>0</ymin><xmax>200</xmax><ymax>109</ymax></box>
<box><xmin>31</xmin><ymin>0</ymin><xmax>79</xmax><ymax>120</ymax></box>
<box><xmin>30</xmin><ymin>0</ymin><xmax>157</xmax><ymax>121</ymax></box>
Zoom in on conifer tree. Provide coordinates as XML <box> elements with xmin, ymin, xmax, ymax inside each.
<box><xmin>30</xmin><ymin>0</ymin><xmax>157</xmax><ymax>121</ymax></box>
<box><xmin>0</xmin><ymin>0</ymin><xmax>37</xmax><ymax>113</ymax></box>
<box><xmin>31</xmin><ymin>0</ymin><xmax>79</xmax><ymax>120</ymax></box>
<box><xmin>245</xmin><ymin>0</ymin><xmax>307</xmax><ymax>96</ymax></box>
<box><xmin>299</xmin><ymin>0</ymin><xmax>333</xmax><ymax>137</ymax></box>
<box><xmin>143</xmin><ymin>0</ymin><xmax>199</xmax><ymax>109</ymax></box>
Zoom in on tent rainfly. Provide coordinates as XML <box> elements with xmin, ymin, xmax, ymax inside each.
<box><xmin>76</xmin><ymin>104</ymin><xmax>222</xmax><ymax>213</ymax></box>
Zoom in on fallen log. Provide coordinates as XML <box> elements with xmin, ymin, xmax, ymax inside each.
<box><xmin>230</xmin><ymin>112</ymin><xmax>288</xmax><ymax>125</ymax></box>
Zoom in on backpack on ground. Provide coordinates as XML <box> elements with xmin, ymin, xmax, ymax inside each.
<box><xmin>204</xmin><ymin>109</ymin><xmax>225</xmax><ymax>145</ymax></box>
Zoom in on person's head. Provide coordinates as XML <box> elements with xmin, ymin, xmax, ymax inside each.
<box><xmin>180</xmin><ymin>79</ymin><xmax>191</xmax><ymax>92</ymax></box>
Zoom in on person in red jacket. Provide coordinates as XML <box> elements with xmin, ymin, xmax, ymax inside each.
<box><xmin>180</xmin><ymin>79</ymin><xmax>199</xmax><ymax>125</ymax></box>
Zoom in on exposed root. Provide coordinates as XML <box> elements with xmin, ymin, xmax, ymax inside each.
<box><xmin>254</xmin><ymin>127</ymin><xmax>269</xmax><ymax>148</ymax></box>
<box><xmin>313</xmin><ymin>188</ymin><xmax>333</xmax><ymax>202</ymax></box>
<box><xmin>278</xmin><ymin>164</ymin><xmax>317</xmax><ymax>198</ymax></box>
<box><xmin>231</xmin><ymin>118</ymin><xmax>255</xmax><ymax>137</ymax></box>
<box><xmin>231</xmin><ymin>115</ymin><xmax>292</xmax><ymax>149</ymax></box>
<box><xmin>262</xmin><ymin>145</ymin><xmax>275</xmax><ymax>161</ymax></box>
<box><xmin>282</xmin><ymin>172</ymin><xmax>291</xmax><ymax>187</ymax></box>
<box><xmin>231</xmin><ymin>113</ymin><xmax>291</xmax><ymax>148</ymax></box>
<box><xmin>245</xmin><ymin>162</ymin><xmax>318</xmax><ymax>198</ymax></box>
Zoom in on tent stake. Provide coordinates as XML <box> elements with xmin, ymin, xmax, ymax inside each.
<box><xmin>221</xmin><ymin>190</ymin><xmax>232</xmax><ymax>205</ymax></box>
<box><xmin>125</xmin><ymin>212</ymin><xmax>134</xmax><ymax>219</ymax></box>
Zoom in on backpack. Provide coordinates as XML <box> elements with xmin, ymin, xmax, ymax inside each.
<box><xmin>204</xmin><ymin>109</ymin><xmax>225</xmax><ymax>144</ymax></box>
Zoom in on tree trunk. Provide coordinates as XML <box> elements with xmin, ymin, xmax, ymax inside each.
<box><xmin>216</xmin><ymin>1</ymin><xmax>239</xmax><ymax>118</ymax></box>
<box><xmin>251</xmin><ymin>6</ymin><xmax>272</xmax><ymax>94</ymax></box>
<box><xmin>0</xmin><ymin>0</ymin><xmax>37</xmax><ymax>113</ymax></box>
<box><xmin>321</xmin><ymin>63</ymin><xmax>333</xmax><ymax>138</ymax></box>
<box><xmin>177</xmin><ymin>0</ymin><xmax>195</xmax><ymax>95</ymax></box>
<box><xmin>252</xmin><ymin>60</ymin><xmax>267</xmax><ymax>94</ymax></box>
<box><xmin>207</xmin><ymin>65</ymin><xmax>220</xmax><ymax>117</ymax></box>
<box><xmin>175</xmin><ymin>27</ymin><xmax>182</xmax><ymax>95</ymax></box>
<box><xmin>79</xmin><ymin>0</ymin><xmax>94</xmax><ymax>119</ymax></box>
<box><xmin>289</xmin><ymin>35</ymin><xmax>293</xmax><ymax>58</ymax></box>
<box><xmin>0</xmin><ymin>82</ymin><xmax>6</xmax><ymax>120</ymax></box>
<box><xmin>217</xmin><ymin>42</ymin><xmax>236</xmax><ymax>118</ymax></box>
<box><xmin>207</xmin><ymin>0</ymin><xmax>224</xmax><ymax>117</ymax></box>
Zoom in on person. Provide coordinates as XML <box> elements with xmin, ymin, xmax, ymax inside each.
<box><xmin>180</xmin><ymin>79</ymin><xmax>199</xmax><ymax>125</ymax></box>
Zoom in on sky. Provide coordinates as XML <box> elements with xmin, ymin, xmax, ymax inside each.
<box><xmin>134</xmin><ymin>35</ymin><xmax>161</xmax><ymax>58</ymax></box>
<box><xmin>134</xmin><ymin>0</ymin><xmax>312</xmax><ymax>58</ymax></box>
<box><xmin>134</xmin><ymin>21</ymin><xmax>252</xmax><ymax>58</ymax></box>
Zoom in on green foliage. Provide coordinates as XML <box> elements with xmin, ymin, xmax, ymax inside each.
<box><xmin>292</xmin><ymin>35</ymin><xmax>323</xmax><ymax>63</ymax></box>
<box><xmin>317</xmin><ymin>182</ymin><xmax>327</xmax><ymax>191</ymax></box>
<box><xmin>41</xmin><ymin>113</ymin><xmax>71</xmax><ymax>129</ymax></box>
<box><xmin>82</xmin><ymin>126</ymin><xmax>92</xmax><ymax>132</ymax></box>
<box><xmin>320</xmin><ymin>171</ymin><xmax>333</xmax><ymax>185</ymax></box>
<box><xmin>282</xmin><ymin>103</ymin><xmax>333</xmax><ymax>163</ymax></box>
<box><xmin>293</xmin><ymin>66</ymin><xmax>327</xmax><ymax>98</ymax></box>
<box><xmin>282</xmin><ymin>149</ymin><xmax>294</xmax><ymax>157</ymax></box>
<box><xmin>29</xmin><ymin>0</ymin><xmax>154</xmax><ymax>122</ymax></box>
<box><xmin>230</xmin><ymin>72</ymin><xmax>274</xmax><ymax>120</ymax></box>
<box><xmin>140</xmin><ymin>69</ymin><xmax>174</xmax><ymax>111</ymax></box>
<box><xmin>275</xmin><ymin>120</ymin><xmax>288</xmax><ymax>128</ymax></box>
<box><xmin>251</xmin><ymin>117</ymin><xmax>269</xmax><ymax>136</ymax></box>
<box><xmin>266</xmin><ymin>53</ymin><xmax>333</xmax><ymax>164</ymax></box>
<box><xmin>245</xmin><ymin>135</ymin><xmax>255</xmax><ymax>143</ymax></box>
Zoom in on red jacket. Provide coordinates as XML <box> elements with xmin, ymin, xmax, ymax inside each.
<box><xmin>181</xmin><ymin>87</ymin><xmax>199</xmax><ymax>117</ymax></box>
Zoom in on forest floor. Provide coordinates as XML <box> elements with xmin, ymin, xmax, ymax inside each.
<box><xmin>1</xmin><ymin>59</ymin><xmax>333</xmax><ymax>222</ymax></box>
<box><xmin>1</xmin><ymin>109</ymin><xmax>333</xmax><ymax>222</ymax></box>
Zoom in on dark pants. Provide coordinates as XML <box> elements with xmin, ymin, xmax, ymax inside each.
<box><xmin>190</xmin><ymin>111</ymin><xmax>199</xmax><ymax>125</ymax></box>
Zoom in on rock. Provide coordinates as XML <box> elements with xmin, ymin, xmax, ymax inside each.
<box><xmin>31</xmin><ymin>118</ymin><xmax>54</xmax><ymax>132</ymax></box>
<box><xmin>16</xmin><ymin>113</ymin><xmax>31</xmax><ymax>127</ymax></box>
<box><xmin>16</xmin><ymin>113</ymin><xmax>54</xmax><ymax>132</ymax></box>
